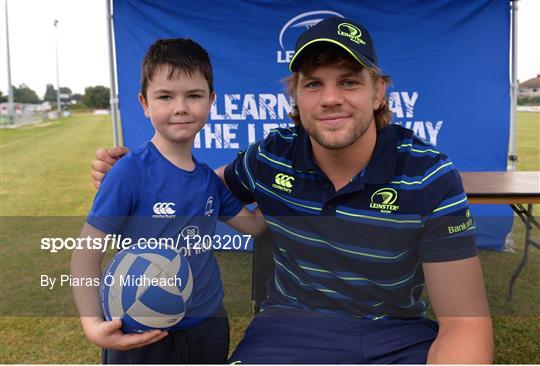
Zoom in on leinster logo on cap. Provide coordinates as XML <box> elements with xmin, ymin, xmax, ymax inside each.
<box><xmin>337</xmin><ymin>22</ymin><xmax>366</xmax><ymax>45</ymax></box>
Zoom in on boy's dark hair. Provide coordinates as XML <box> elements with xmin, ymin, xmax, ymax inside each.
<box><xmin>141</xmin><ymin>38</ymin><xmax>214</xmax><ymax>99</ymax></box>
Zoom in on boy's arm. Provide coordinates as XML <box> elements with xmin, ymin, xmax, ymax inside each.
<box><xmin>215</xmin><ymin>165</ymin><xmax>227</xmax><ymax>186</ymax></box>
<box><xmin>225</xmin><ymin>206</ymin><xmax>267</xmax><ymax>236</ymax></box>
<box><xmin>71</xmin><ymin>223</ymin><xmax>167</xmax><ymax>350</ymax></box>
<box><xmin>216</xmin><ymin>147</ymin><xmax>265</xmax><ymax>235</ymax></box>
<box><xmin>423</xmin><ymin>256</ymin><xmax>493</xmax><ymax>363</ymax></box>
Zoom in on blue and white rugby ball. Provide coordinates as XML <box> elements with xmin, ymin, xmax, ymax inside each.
<box><xmin>100</xmin><ymin>243</ymin><xmax>193</xmax><ymax>333</ymax></box>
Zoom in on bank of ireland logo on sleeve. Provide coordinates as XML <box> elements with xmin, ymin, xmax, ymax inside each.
<box><xmin>276</xmin><ymin>10</ymin><xmax>344</xmax><ymax>64</ymax></box>
<box><xmin>370</xmin><ymin>188</ymin><xmax>399</xmax><ymax>213</ymax></box>
<box><xmin>179</xmin><ymin>225</ymin><xmax>201</xmax><ymax>250</ymax></box>
<box><xmin>153</xmin><ymin>202</ymin><xmax>176</xmax><ymax>218</ymax></box>
<box><xmin>180</xmin><ymin>225</ymin><xmax>199</xmax><ymax>240</ymax></box>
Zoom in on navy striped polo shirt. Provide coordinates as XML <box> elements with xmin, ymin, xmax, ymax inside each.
<box><xmin>224</xmin><ymin>124</ymin><xmax>476</xmax><ymax>319</ymax></box>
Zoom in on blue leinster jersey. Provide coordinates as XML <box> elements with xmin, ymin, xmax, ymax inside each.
<box><xmin>87</xmin><ymin>141</ymin><xmax>243</xmax><ymax>329</ymax></box>
<box><xmin>225</xmin><ymin>124</ymin><xmax>476</xmax><ymax>320</ymax></box>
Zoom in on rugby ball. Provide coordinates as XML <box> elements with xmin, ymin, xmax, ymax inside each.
<box><xmin>100</xmin><ymin>243</ymin><xmax>193</xmax><ymax>333</ymax></box>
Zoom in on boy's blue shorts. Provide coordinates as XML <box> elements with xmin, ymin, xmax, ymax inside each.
<box><xmin>229</xmin><ymin>306</ymin><xmax>438</xmax><ymax>364</ymax></box>
<box><xmin>102</xmin><ymin>305</ymin><xmax>229</xmax><ymax>364</ymax></box>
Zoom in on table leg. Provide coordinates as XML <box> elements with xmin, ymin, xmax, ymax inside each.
<box><xmin>508</xmin><ymin>204</ymin><xmax>540</xmax><ymax>301</ymax></box>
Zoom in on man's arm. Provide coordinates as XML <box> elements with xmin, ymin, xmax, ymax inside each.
<box><xmin>91</xmin><ymin>146</ymin><xmax>129</xmax><ymax>189</ymax></box>
<box><xmin>423</xmin><ymin>256</ymin><xmax>493</xmax><ymax>364</ymax></box>
<box><xmin>71</xmin><ymin>223</ymin><xmax>167</xmax><ymax>350</ymax></box>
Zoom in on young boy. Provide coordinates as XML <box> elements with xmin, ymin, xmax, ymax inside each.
<box><xmin>71</xmin><ymin>38</ymin><xmax>266</xmax><ymax>364</ymax></box>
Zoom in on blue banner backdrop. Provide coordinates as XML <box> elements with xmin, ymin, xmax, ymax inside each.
<box><xmin>113</xmin><ymin>0</ymin><xmax>512</xmax><ymax>251</ymax></box>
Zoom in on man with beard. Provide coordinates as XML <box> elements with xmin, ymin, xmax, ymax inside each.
<box><xmin>92</xmin><ymin>17</ymin><xmax>492</xmax><ymax>364</ymax></box>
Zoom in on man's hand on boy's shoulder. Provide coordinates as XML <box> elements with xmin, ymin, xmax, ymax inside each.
<box><xmin>81</xmin><ymin>317</ymin><xmax>168</xmax><ymax>351</ymax></box>
<box><xmin>92</xmin><ymin>146</ymin><xmax>129</xmax><ymax>189</ymax></box>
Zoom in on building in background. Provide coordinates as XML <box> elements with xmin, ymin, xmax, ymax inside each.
<box><xmin>519</xmin><ymin>74</ymin><xmax>540</xmax><ymax>97</ymax></box>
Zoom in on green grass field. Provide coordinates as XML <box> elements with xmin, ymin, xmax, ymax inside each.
<box><xmin>0</xmin><ymin>112</ymin><xmax>538</xmax><ymax>363</ymax></box>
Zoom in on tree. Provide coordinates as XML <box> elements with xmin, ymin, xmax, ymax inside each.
<box><xmin>44</xmin><ymin>84</ymin><xmax>72</xmax><ymax>101</ymax></box>
<box><xmin>83</xmin><ymin>86</ymin><xmax>110</xmax><ymax>109</ymax></box>
<box><xmin>43</xmin><ymin>84</ymin><xmax>57</xmax><ymax>102</ymax></box>
<box><xmin>13</xmin><ymin>84</ymin><xmax>40</xmax><ymax>104</ymax></box>
<box><xmin>0</xmin><ymin>90</ymin><xmax>7</xmax><ymax>103</ymax></box>
<box><xmin>60</xmin><ymin>87</ymin><xmax>72</xmax><ymax>95</ymax></box>
<box><xmin>72</xmin><ymin>93</ymin><xmax>83</xmax><ymax>102</ymax></box>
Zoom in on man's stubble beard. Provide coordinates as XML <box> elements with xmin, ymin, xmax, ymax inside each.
<box><xmin>303</xmin><ymin>116</ymin><xmax>373</xmax><ymax>150</ymax></box>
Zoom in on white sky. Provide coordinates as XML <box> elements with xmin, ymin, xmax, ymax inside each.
<box><xmin>1</xmin><ymin>0</ymin><xmax>539</xmax><ymax>97</ymax></box>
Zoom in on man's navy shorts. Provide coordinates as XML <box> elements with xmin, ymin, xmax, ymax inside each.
<box><xmin>229</xmin><ymin>306</ymin><xmax>438</xmax><ymax>364</ymax></box>
<box><xmin>102</xmin><ymin>305</ymin><xmax>229</xmax><ymax>364</ymax></box>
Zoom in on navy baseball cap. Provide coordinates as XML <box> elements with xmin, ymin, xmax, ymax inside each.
<box><xmin>289</xmin><ymin>16</ymin><xmax>378</xmax><ymax>72</ymax></box>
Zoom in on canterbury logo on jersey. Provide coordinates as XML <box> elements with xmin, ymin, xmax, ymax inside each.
<box><xmin>152</xmin><ymin>202</ymin><xmax>176</xmax><ymax>218</ymax></box>
<box><xmin>272</xmin><ymin>173</ymin><xmax>295</xmax><ymax>193</ymax></box>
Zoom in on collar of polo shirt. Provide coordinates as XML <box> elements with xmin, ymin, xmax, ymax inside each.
<box><xmin>291</xmin><ymin>125</ymin><xmax>399</xmax><ymax>185</ymax></box>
